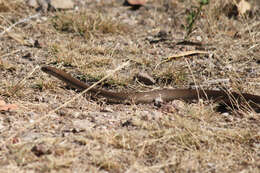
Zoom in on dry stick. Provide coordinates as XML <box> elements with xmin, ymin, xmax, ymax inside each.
<box><xmin>0</xmin><ymin>14</ymin><xmax>12</xmax><ymax>26</ymax></box>
<box><xmin>203</xmin><ymin>78</ymin><xmax>230</xmax><ymax>85</ymax></box>
<box><xmin>184</xmin><ymin>59</ymin><xmax>202</xmax><ymax>100</ymax></box>
<box><xmin>242</xmin><ymin>21</ymin><xmax>260</xmax><ymax>34</ymax></box>
<box><xmin>185</xmin><ymin>58</ymin><xmax>215</xmax><ymax>112</ymax></box>
<box><xmin>185</xmin><ymin>59</ymin><xmax>234</xmax><ymax>110</ymax></box>
<box><xmin>1</xmin><ymin>61</ymin><xmax>130</xmax><ymax>148</ymax></box>
<box><xmin>11</xmin><ymin>65</ymin><xmax>40</xmax><ymax>95</ymax></box>
<box><xmin>1</xmin><ymin>49</ymin><xmax>22</xmax><ymax>58</ymax></box>
<box><xmin>155</xmin><ymin>50</ymin><xmax>208</xmax><ymax>69</ymax></box>
<box><xmin>0</xmin><ymin>13</ymin><xmax>40</xmax><ymax>36</ymax></box>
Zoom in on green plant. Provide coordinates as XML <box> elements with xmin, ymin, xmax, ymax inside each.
<box><xmin>184</xmin><ymin>0</ymin><xmax>209</xmax><ymax>40</ymax></box>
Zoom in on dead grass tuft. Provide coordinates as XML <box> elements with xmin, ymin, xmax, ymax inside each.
<box><xmin>51</xmin><ymin>11</ymin><xmax>129</xmax><ymax>39</ymax></box>
<box><xmin>0</xmin><ymin>2</ymin><xmax>9</xmax><ymax>13</ymax></box>
<box><xmin>0</xmin><ymin>0</ymin><xmax>27</xmax><ymax>14</ymax></box>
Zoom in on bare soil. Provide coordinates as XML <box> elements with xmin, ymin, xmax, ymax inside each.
<box><xmin>0</xmin><ymin>0</ymin><xmax>260</xmax><ymax>172</ymax></box>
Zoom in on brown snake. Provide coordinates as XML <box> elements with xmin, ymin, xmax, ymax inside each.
<box><xmin>41</xmin><ymin>66</ymin><xmax>260</xmax><ymax>108</ymax></box>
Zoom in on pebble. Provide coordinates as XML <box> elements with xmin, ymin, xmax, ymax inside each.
<box><xmin>50</xmin><ymin>0</ymin><xmax>74</xmax><ymax>9</ymax></box>
<box><xmin>27</xmin><ymin>0</ymin><xmax>74</xmax><ymax>11</ymax></box>
<box><xmin>135</xmin><ymin>72</ymin><xmax>156</xmax><ymax>85</ymax></box>
<box><xmin>127</xmin><ymin>0</ymin><xmax>147</xmax><ymax>5</ymax></box>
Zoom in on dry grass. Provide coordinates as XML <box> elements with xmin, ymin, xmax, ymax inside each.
<box><xmin>0</xmin><ymin>0</ymin><xmax>260</xmax><ymax>172</ymax></box>
<box><xmin>51</xmin><ymin>11</ymin><xmax>129</xmax><ymax>39</ymax></box>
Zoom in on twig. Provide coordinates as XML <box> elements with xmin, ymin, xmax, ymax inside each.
<box><xmin>155</xmin><ymin>50</ymin><xmax>208</xmax><ymax>69</ymax></box>
<box><xmin>1</xmin><ymin>49</ymin><xmax>22</xmax><ymax>58</ymax></box>
<box><xmin>203</xmin><ymin>78</ymin><xmax>230</xmax><ymax>85</ymax></box>
<box><xmin>185</xmin><ymin>59</ymin><xmax>200</xmax><ymax>98</ymax></box>
<box><xmin>0</xmin><ymin>13</ymin><xmax>40</xmax><ymax>36</ymax></box>
<box><xmin>10</xmin><ymin>65</ymin><xmax>40</xmax><ymax>95</ymax></box>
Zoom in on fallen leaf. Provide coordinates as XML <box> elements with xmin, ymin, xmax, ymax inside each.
<box><xmin>0</xmin><ymin>100</ymin><xmax>18</xmax><ymax>111</ymax></box>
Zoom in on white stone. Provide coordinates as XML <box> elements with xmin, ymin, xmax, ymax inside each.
<box><xmin>50</xmin><ymin>0</ymin><xmax>74</xmax><ymax>9</ymax></box>
<box><xmin>27</xmin><ymin>0</ymin><xmax>39</xmax><ymax>8</ymax></box>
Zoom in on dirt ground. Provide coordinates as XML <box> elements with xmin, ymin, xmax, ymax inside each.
<box><xmin>0</xmin><ymin>0</ymin><xmax>260</xmax><ymax>172</ymax></box>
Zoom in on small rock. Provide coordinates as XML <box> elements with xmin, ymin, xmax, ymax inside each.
<box><xmin>31</xmin><ymin>143</ymin><xmax>52</xmax><ymax>157</ymax></box>
<box><xmin>157</xmin><ymin>30</ymin><xmax>168</xmax><ymax>39</ymax></box>
<box><xmin>196</xmin><ymin>36</ymin><xmax>202</xmax><ymax>42</ymax></box>
<box><xmin>50</xmin><ymin>0</ymin><xmax>74</xmax><ymax>9</ymax></box>
<box><xmin>33</xmin><ymin>40</ymin><xmax>41</xmax><ymax>48</ymax></box>
<box><xmin>27</xmin><ymin>0</ymin><xmax>74</xmax><ymax>11</ymax></box>
<box><xmin>37</xmin><ymin>0</ymin><xmax>49</xmax><ymax>12</ymax></box>
<box><xmin>100</xmin><ymin>107</ymin><xmax>114</xmax><ymax>113</ymax></box>
<box><xmin>73</xmin><ymin>119</ymin><xmax>94</xmax><ymax>130</ymax></box>
<box><xmin>27</xmin><ymin>0</ymin><xmax>39</xmax><ymax>8</ymax></box>
<box><xmin>135</xmin><ymin>72</ymin><xmax>156</xmax><ymax>85</ymax></box>
<box><xmin>27</xmin><ymin>0</ymin><xmax>48</xmax><ymax>12</ymax></box>
<box><xmin>22</xmin><ymin>53</ymin><xmax>33</xmax><ymax>61</ymax></box>
<box><xmin>154</xmin><ymin>97</ymin><xmax>163</xmax><ymax>107</ymax></box>
<box><xmin>127</xmin><ymin>0</ymin><xmax>147</xmax><ymax>6</ymax></box>
<box><xmin>237</xmin><ymin>0</ymin><xmax>251</xmax><ymax>15</ymax></box>
<box><xmin>121</xmin><ymin>119</ymin><xmax>133</xmax><ymax>127</ymax></box>
<box><xmin>0</xmin><ymin>122</ymin><xmax>4</xmax><ymax>130</ymax></box>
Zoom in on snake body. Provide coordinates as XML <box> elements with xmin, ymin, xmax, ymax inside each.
<box><xmin>41</xmin><ymin>66</ymin><xmax>260</xmax><ymax>108</ymax></box>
